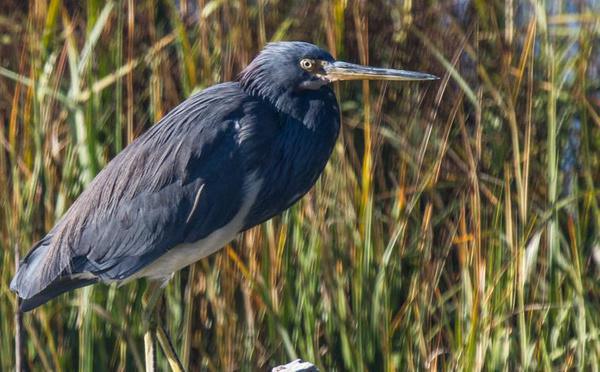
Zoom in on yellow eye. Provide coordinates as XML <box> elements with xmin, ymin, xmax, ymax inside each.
<box><xmin>300</xmin><ymin>59</ymin><xmax>314</xmax><ymax>70</ymax></box>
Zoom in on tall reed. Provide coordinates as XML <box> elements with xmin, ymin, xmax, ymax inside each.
<box><xmin>0</xmin><ymin>1</ymin><xmax>598</xmax><ymax>370</ymax></box>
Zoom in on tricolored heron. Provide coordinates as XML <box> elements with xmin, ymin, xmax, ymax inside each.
<box><xmin>11</xmin><ymin>41</ymin><xmax>437</xmax><ymax>370</ymax></box>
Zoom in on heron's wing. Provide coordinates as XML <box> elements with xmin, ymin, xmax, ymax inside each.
<box><xmin>74</xmin><ymin>83</ymin><xmax>280</xmax><ymax>280</ymax></box>
<box><xmin>74</xmin><ymin>132</ymin><xmax>243</xmax><ymax>281</ymax></box>
<box><xmin>12</xmin><ymin>82</ymin><xmax>278</xmax><ymax>299</ymax></box>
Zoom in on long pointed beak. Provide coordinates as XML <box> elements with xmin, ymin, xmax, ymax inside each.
<box><xmin>323</xmin><ymin>61</ymin><xmax>438</xmax><ymax>82</ymax></box>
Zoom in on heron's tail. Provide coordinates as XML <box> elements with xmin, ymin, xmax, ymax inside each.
<box><xmin>16</xmin><ymin>276</ymin><xmax>97</xmax><ymax>312</ymax></box>
<box><xmin>10</xmin><ymin>237</ymin><xmax>97</xmax><ymax>312</ymax></box>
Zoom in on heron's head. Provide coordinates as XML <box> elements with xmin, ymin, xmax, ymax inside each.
<box><xmin>239</xmin><ymin>41</ymin><xmax>437</xmax><ymax>108</ymax></box>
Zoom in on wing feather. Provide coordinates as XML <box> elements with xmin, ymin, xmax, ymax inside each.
<box><xmin>12</xmin><ymin>82</ymin><xmax>273</xmax><ymax>304</ymax></box>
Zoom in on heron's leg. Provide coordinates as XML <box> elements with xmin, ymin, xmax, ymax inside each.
<box><xmin>142</xmin><ymin>278</ymin><xmax>186</xmax><ymax>372</ymax></box>
<box><xmin>142</xmin><ymin>281</ymin><xmax>163</xmax><ymax>372</ymax></box>
<box><xmin>156</xmin><ymin>324</ymin><xmax>185</xmax><ymax>372</ymax></box>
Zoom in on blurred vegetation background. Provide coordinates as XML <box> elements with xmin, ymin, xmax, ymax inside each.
<box><xmin>1</xmin><ymin>0</ymin><xmax>599</xmax><ymax>370</ymax></box>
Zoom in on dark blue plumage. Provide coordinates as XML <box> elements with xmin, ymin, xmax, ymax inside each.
<box><xmin>11</xmin><ymin>41</ymin><xmax>436</xmax><ymax>312</ymax></box>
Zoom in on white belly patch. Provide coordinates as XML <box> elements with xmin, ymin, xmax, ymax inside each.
<box><xmin>128</xmin><ymin>172</ymin><xmax>262</xmax><ymax>282</ymax></box>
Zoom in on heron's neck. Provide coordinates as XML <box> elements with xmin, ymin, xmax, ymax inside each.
<box><xmin>240</xmin><ymin>83</ymin><xmax>336</xmax><ymax>127</ymax></box>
